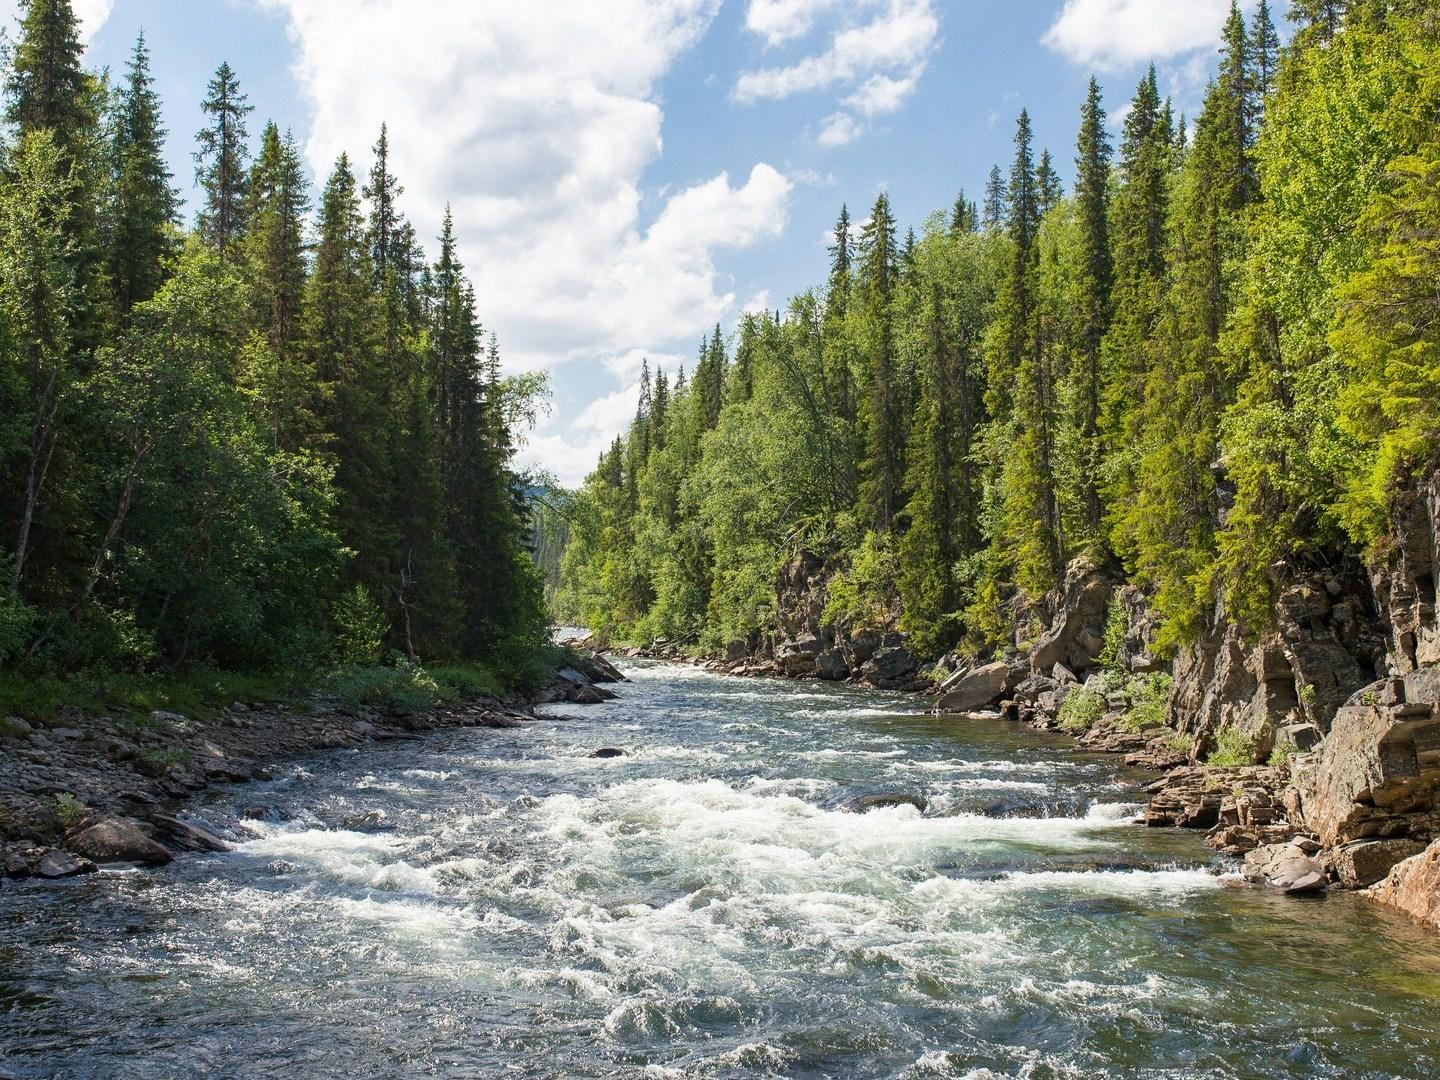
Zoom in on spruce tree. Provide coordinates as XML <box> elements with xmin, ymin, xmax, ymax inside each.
<box><xmin>108</xmin><ymin>32</ymin><xmax>178</xmax><ymax>317</ymax></box>
<box><xmin>982</xmin><ymin>164</ymin><xmax>1007</xmax><ymax>229</ymax></box>
<box><xmin>243</xmin><ymin>122</ymin><xmax>312</xmax><ymax>447</ymax></box>
<box><xmin>1072</xmin><ymin>77</ymin><xmax>1112</xmax><ymax>540</ymax></box>
<box><xmin>1253</xmin><ymin>0</ymin><xmax>1281</xmax><ymax>100</ymax></box>
<box><xmin>1036</xmin><ymin>149</ymin><xmax>1062</xmax><ymax>216</ymax></box>
<box><xmin>194</xmin><ymin>61</ymin><xmax>253</xmax><ymax>261</ymax></box>
<box><xmin>857</xmin><ymin>191</ymin><xmax>902</xmax><ymax>531</ymax></box>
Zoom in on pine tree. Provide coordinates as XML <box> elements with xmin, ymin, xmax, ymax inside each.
<box><xmin>949</xmin><ymin>189</ymin><xmax>976</xmax><ymax>235</ymax></box>
<box><xmin>823</xmin><ymin>205</ymin><xmax>857</xmax><ymax>429</ymax></box>
<box><xmin>1036</xmin><ymin>149</ymin><xmax>1063</xmax><ymax>216</ymax></box>
<box><xmin>194</xmin><ymin>61</ymin><xmax>253</xmax><ymax>261</ymax></box>
<box><xmin>982</xmin><ymin>164</ymin><xmax>1007</xmax><ymax>230</ymax></box>
<box><xmin>1072</xmin><ymin>77</ymin><xmax>1112</xmax><ymax>540</ymax></box>
<box><xmin>857</xmin><ymin>191</ymin><xmax>902</xmax><ymax>531</ymax></box>
<box><xmin>5</xmin><ymin>0</ymin><xmax>95</xmax><ymax>173</ymax></box>
<box><xmin>108</xmin><ymin>32</ymin><xmax>178</xmax><ymax>316</ymax></box>
<box><xmin>992</xmin><ymin>109</ymin><xmax>1062</xmax><ymax>592</ymax></box>
<box><xmin>1252</xmin><ymin>0</ymin><xmax>1281</xmax><ymax>100</ymax></box>
<box><xmin>243</xmin><ymin>122</ymin><xmax>312</xmax><ymax>447</ymax></box>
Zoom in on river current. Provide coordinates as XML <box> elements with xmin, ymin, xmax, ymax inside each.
<box><xmin>4</xmin><ymin>659</ymin><xmax>1440</xmax><ymax>1078</ymax></box>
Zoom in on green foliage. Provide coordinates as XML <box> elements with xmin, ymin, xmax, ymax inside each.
<box><xmin>1207</xmin><ymin>727</ymin><xmax>1259</xmax><ymax>766</ymax></box>
<box><xmin>1116</xmin><ymin>672</ymin><xmax>1171</xmax><ymax>732</ymax></box>
<box><xmin>1058</xmin><ymin>686</ymin><xmax>1105</xmax><ymax>732</ymax></box>
<box><xmin>44</xmin><ymin>792</ymin><xmax>86</xmax><ymax>830</ymax></box>
<box><xmin>1098</xmin><ymin>595</ymin><xmax>1127</xmax><ymax>670</ymax></box>
<box><xmin>0</xmin><ymin>11</ymin><xmax>550</xmax><ymax>685</ymax></box>
<box><xmin>822</xmin><ymin>531</ymin><xmax>899</xmax><ymax>632</ymax></box>
<box><xmin>333</xmin><ymin>585</ymin><xmax>385</xmax><ymax>666</ymax></box>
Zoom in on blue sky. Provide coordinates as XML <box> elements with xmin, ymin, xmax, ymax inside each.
<box><xmin>3</xmin><ymin>1</ymin><xmax>1264</xmax><ymax>485</ymax></box>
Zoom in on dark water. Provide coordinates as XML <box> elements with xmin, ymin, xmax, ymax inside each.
<box><xmin>4</xmin><ymin>659</ymin><xmax>1440</xmax><ymax>1078</ymax></box>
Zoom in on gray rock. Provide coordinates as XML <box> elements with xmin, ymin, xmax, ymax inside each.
<box><xmin>36</xmin><ymin>849</ymin><xmax>97</xmax><ymax>878</ymax></box>
<box><xmin>937</xmin><ymin>661</ymin><xmax>1009</xmax><ymax>713</ymax></box>
<box><xmin>814</xmin><ymin>649</ymin><xmax>850</xmax><ymax>681</ymax></box>
<box><xmin>861</xmin><ymin>646</ymin><xmax>917</xmax><ymax>688</ymax></box>
<box><xmin>68</xmin><ymin>817</ymin><xmax>173</xmax><ymax>866</ymax></box>
<box><xmin>591</xmin><ymin>747</ymin><xmax>626</xmax><ymax>758</ymax></box>
<box><xmin>0</xmin><ymin>715</ymin><xmax>33</xmax><ymax>739</ymax></box>
<box><xmin>1242</xmin><ymin>841</ymin><xmax>1327</xmax><ymax>893</ymax></box>
<box><xmin>152</xmin><ymin>815</ymin><xmax>230</xmax><ymax>852</ymax></box>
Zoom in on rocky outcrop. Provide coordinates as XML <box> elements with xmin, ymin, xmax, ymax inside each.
<box><xmin>937</xmin><ymin>661</ymin><xmax>1010</xmax><ymax>712</ymax></box>
<box><xmin>1371</xmin><ymin>468</ymin><xmax>1440</xmax><ymax>673</ymax></box>
<box><xmin>1027</xmin><ymin>557</ymin><xmax>1118</xmax><ymax>676</ymax></box>
<box><xmin>1287</xmin><ymin>683</ymin><xmax>1440</xmax><ymax>850</ymax></box>
<box><xmin>1169</xmin><ymin>569</ymin><xmax>1385</xmax><ymax>763</ymax></box>
<box><xmin>1367</xmin><ymin>838</ymin><xmax>1440</xmax><ymax>928</ymax></box>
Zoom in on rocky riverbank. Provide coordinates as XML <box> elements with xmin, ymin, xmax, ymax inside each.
<box><xmin>0</xmin><ymin>651</ymin><xmax>625</xmax><ymax>880</ymax></box>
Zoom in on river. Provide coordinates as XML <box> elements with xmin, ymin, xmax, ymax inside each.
<box><xmin>4</xmin><ymin>659</ymin><xmax>1440</xmax><ymax>1078</ymax></box>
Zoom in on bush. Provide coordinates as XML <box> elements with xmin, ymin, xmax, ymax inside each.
<box><xmin>44</xmin><ymin>792</ymin><xmax>87</xmax><ymax>830</ymax></box>
<box><xmin>0</xmin><ymin>590</ymin><xmax>37</xmax><ymax>670</ymax></box>
<box><xmin>1207</xmin><ymin>727</ymin><xmax>1258</xmax><ymax>766</ymax></box>
<box><xmin>1098</xmin><ymin>595</ymin><xmax>1128</xmax><ymax>670</ymax></box>
<box><xmin>333</xmin><ymin>585</ymin><xmax>386</xmax><ymax>666</ymax></box>
<box><xmin>1059</xmin><ymin>686</ymin><xmax>1105</xmax><ymax>732</ymax></box>
<box><xmin>1268</xmin><ymin>731</ymin><xmax>1300</xmax><ymax>767</ymax></box>
<box><xmin>1116</xmin><ymin>672</ymin><xmax>1172</xmax><ymax>732</ymax></box>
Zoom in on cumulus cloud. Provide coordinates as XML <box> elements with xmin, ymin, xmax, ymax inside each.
<box><xmin>1042</xmin><ymin>0</ymin><xmax>1251</xmax><ymax>71</ymax></box>
<box><xmin>744</xmin><ymin>0</ymin><xmax>840</xmax><ymax>46</ymax></box>
<box><xmin>260</xmin><ymin>0</ymin><xmax>792</xmax><ymax>482</ymax></box>
<box><xmin>817</xmin><ymin>111</ymin><xmax>862</xmax><ymax>146</ymax></box>
<box><xmin>736</xmin><ymin>0</ymin><xmax>938</xmax><ymax>145</ymax></box>
<box><xmin>0</xmin><ymin>0</ymin><xmax>113</xmax><ymax>43</ymax></box>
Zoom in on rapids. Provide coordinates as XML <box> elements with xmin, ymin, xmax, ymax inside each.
<box><xmin>4</xmin><ymin>659</ymin><xmax>1440</xmax><ymax>1077</ymax></box>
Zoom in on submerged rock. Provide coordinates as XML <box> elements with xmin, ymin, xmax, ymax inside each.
<box><xmin>842</xmin><ymin>792</ymin><xmax>927</xmax><ymax>814</ymax></box>
<box><xmin>591</xmin><ymin>747</ymin><xmax>626</xmax><ymax>759</ymax></box>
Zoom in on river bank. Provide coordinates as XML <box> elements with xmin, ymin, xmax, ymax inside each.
<box><xmin>0</xmin><ymin>652</ymin><xmax>623</xmax><ymax>879</ymax></box>
<box><xmin>5</xmin><ymin>656</ymin><xmax>1440</xmax><ymax>1078</ymax></box>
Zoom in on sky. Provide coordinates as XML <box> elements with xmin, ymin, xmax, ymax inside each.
<box><xmin>1</xmin><ymin>0</ymin><xmax>1266</xmax><ymax>486</ymax></box>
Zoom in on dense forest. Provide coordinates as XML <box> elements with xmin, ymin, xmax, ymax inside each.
<box><xmin>559</xmin><ymin>0</ymin><xmax>1440</xmax><ymax>662</ymax></box>
<box><xmin>0</xmin><ymin>0</ymin><xmax>550</xmax><ymax>697</ymax></box>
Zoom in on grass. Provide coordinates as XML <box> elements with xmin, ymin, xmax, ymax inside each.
<box><xmin>0</xmin><ymin>647</ymin><xmax>546</xmax><ymax>724</ymax></box>
<box><xmin>43</xmin><ymin>792</ymin><xmax>87</xmax><ymax>830</ymax></box>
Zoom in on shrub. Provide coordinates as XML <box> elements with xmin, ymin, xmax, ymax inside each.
<box><xmin>1098</xmin><ymin>595</ymin><xmax>1128</xmax><ymax>671</ymax></box>
<box><xmin>45</xmin><ymin>792</ymin><xmax>87</xmax><ymax>830</ymax></box>
<box><xmin>1268</xmin><ymin>731</ymin><xmax>1300</xmax><ymax>767</ymax></box>
<box><xmin>1207</xmin><ymin>727</ymin><xmax>1258</xmax><ymax>766</ymax></box>
<box><xmin>1058</xmin><ymin>686</ymin><xmax>1105</xmax><ymax>732</ymax></box>
<box><xmin>333</xmin><ymin>585</ymin><xmax>386</xmax><ymax>666</ymax></box>
<box><xmin>1116</xmin><ymin>672</ymin><xmax>1172</xmax><ymax>732</ymax></box>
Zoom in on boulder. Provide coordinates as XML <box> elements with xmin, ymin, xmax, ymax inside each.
<box><xmin>814</xmin><ymin>649</ymin><xmax>850</xmax><ymax>681</ymax></box>
<box><xmin>937</xmin><ymin>661</ymin><xmax>1009</xmax><ymax>713</ymax></box>
<box><xmin>861</xmin><ymin>646</ymin><xmax>917</xmax><ymax>689</ymax></box>
<box><xmin>151</xmin><ymin>815</ymin><xmax>230</xmax><ymax>853</ymax></box>
<box><xmin>591</xmin><ymin>747</ymin><xmax>626</xmax><ymax>759</ymax></box>
<box><xmin>67</xmin><ymin>817</ymin><xmax>173</xmax><ymax>866</ymax></box>
<box><xmin>36</xmin><ymin>849</ymin><xmax>97</xmax><ymax>878</ymax></box>
<box><xmin>1368</xmin><ymin>838</ymin><xmax>1440</xmax><ymax>929</ymax></box>
<box><xmin>1242</xmin><ymin>841</ymin><xmax>1328</xmax><ymax>893</ymax></box>
<box><xmin>842</xmin><ymin>793</ymin><xmax>927</xmax><ymax>814</ymax></box>
<box><xmin>1331</xmin><ymin>838</ymin><xmax>1428</xmax><ymax>888</ymax></box>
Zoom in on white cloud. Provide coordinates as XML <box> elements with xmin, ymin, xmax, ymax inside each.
<box><xmin>1042</xmin><ymin>0</ymin><xmax>1252</xmax><ymax>71</ymax></box>
<box><xmin>817</xmin><ymin>111</ymin><xmax>862</xmax><ymax>146</ymax></box>
<box><xmin>0</xmin><ymin>0</ymin><xmax>113</xmax><ymax>44</ymax></box>
<box><xmin>744</xmin><ymin>0</ymin><xmax>839</xmax><ymax>46</ymax></box>
<box><xmin>260</xmin><ymin>0</ymin><xmax>792</xmax><ymax>482</ymax></box>
<box><xmin>742</xmin><ymin>289</ymin><xmax>772</xmax><ymax>313</ymax></box>
<box><xmin>844</xmin><ymin>70</ymin><xmax>919</xmax><ymax>116</ymax></box>
<box><xmin>734</xmin><ymin>0</ymin><xmax>938</xmax><ymax>146</ymax></box>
